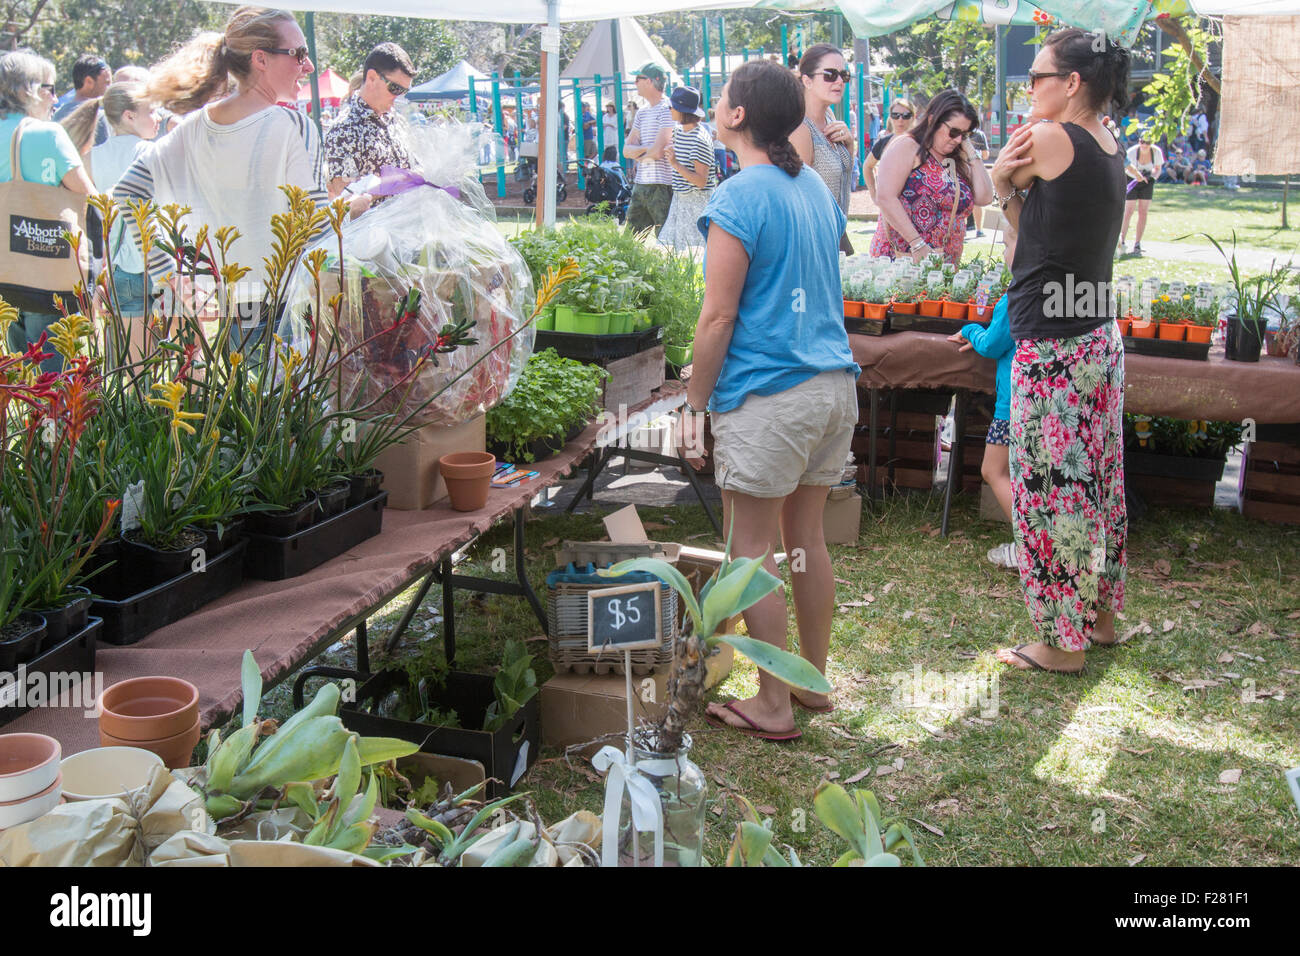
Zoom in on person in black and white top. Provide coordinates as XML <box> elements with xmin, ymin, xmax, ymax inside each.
<box><xmin>1119</xmin><ymin>134</ymin><xmax>1162</xmax><ymax>256</ymax></box>
<box><xmin>654</xmin><ymin>86</ymin><xmax>715</xmax><ymax>250</ymax></box>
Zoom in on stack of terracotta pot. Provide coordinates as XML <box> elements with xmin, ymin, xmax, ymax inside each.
<box><xmin>0</xmin><ymin>733</ymin><xmax>63</xmax><ymax>829</ymax></box>
<box><xmin>98</xmin><ymin>677</ymin><xmax>201</xmax><ymax>769</ymax></box>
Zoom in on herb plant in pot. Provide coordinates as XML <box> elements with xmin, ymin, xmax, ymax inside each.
<box><xmin>486</xmin><ymin>348</ymin><xmax>608</xmax><ymax>463</ymax></box>
<box><xmin>1201</xmin><ymin>233</ymin><xmax>1288</xmax><ymax>363</ymax></box>
<box><xmin>920</xmin><ymin>272</ymin><xmax>948</xmax><ymax>319</ymax></box>
<box><xmin>890</xmin><ymin>278</ymin><xmax>920</xmax><ymax>315</ymax></box>
<box><xmin>842</xmin><ymin>275</ymin><xmax>865</xmax><ymax>318</ymax></box>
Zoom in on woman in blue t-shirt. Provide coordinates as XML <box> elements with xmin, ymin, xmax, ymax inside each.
<box><xmin>682</xmin><ymin>59</ymin><xmax>859</xmax><ymax>743</ymax></box>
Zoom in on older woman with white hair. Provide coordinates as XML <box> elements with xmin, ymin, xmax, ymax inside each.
<box><xmin>1</xmin><ymin>49</ymin><xmax>96</xmax><ymax>371</ymax></box>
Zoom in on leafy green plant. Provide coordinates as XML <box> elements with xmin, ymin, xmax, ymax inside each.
<box><xmin>1196</xmin><ymin>232</ymin><xmax>1290</xmax><ymax>338</ymax></box>
<box><xmin>484</xmin><ymin>638</ymin><xmax>538</xmax><ymax>731</ymax></box>
<box><xmin>485</xmin><ymin>348</ymin><xmax>607</xmax><ymax>462</ymax></box>
<box><xmin>923</xmin><ymin>271</ymin><xmax>949</xmax><ymax>301</ymax></box>
<box><xmin>890</xmin><ymin>278</ymin><xmax>921</xmax><ymax>304</ymax></box>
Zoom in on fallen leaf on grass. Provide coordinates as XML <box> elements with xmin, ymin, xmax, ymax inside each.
<box><xmin>543</xmin><ymin>537</ymin><xmax>560</xmax><ymax>547</ymax></box>
<box><xmin>756</xmin><ymin>804</ymin><xmax>777</xmax><ymax>816</ymax></box>
<box><xmin>1218</xmin><ymin>769</ymin><xmax>1242</xmax><ymax>785</ymax></box>
<box><xmin>910</xmin><ymin>818</ymin><xmax>945</xmax><ymax>837</ymax></box>
<box><xmin>1128</xmin><ymin>854</ymin><xmax>1147</xmax><ymax>867</ymax></box>
<box><xmin>1216</xmin><ymin>651</ymin><xmax>1235</xmax><ymax>664</ymax></box>
<box><xmin>710</xmin><ymin>804</ymin><xmax>725</xmax><ymax>817</ymax></box>
<box><xmin>1153</xmin><ymin>559</ymin><xmax>1172</xmax><ymax>576</ymax></box>
<box><xmin>1121</xmin><ymin>747</ymin><xmax>1153</xmax><ymax>757</ymax></box>
<box><xmin>825</xmin><ymin>771</ymin><xmax>840</xmax><ymax>781</ymax></box>
<box><xmin>809</xmin><ymin>755</ymin><xmax>835</xmax><ymax>764</ymax></box>
<box><xmin>642</xmin><ymin>522</ymin><xmax>670</xmax><ymax>532</ymax></box>
<box><xmin>934</xmin><ymin>798</ymin><xmax>960</xmax><ymax>813</ymax></box>
<box><xmin>834</xmin><ymin>577</ymin><xmax>851</xmax><ymax>586</ymax></box>
<box><xmin>1039</xmin><ymin>822</ymin><xmax>1059</xmax><ymax>832</ymax></box>
<box><xmin>882</xmin><ymin>582</ymin><xmax>896</xmax><ymax>595</ymax></box>
<box><xmin>524</xmin><ymin>634</ymin><xmax>549</xmax><ymax>643</ymax></box>
<box><xmin>927</xmin><ymin>527</ymin><xmax>941</xmax><ymax>538</ymax></box>
<box><xmin>844</xmin><ymin>768</ymin><xmax>872</xmax><ymax>785</ymax></box>
<box><xmin>1288</xmin><ymin>610</ymin><xmax>1300</xmax><ymax>620</ymax></box>
<box><xmin>685</xmin><ymin>532</ymin><xmax>712</xmax><ymax>541</ymax></box>
<box><xmin>875</xmin><ymin>764</ymin><xmax>897</xmax><ymax>777</ymax></box>
<box><xmin>830</xmin><ymin>725</ymin><xmax>869</xmax><ymax>742</ymax></box>
<box><xmin>1190</xmin><ymin>600</ymin><xmax>1203</xmax><ymax>610</ymax></box>
<box><xmin>884</xmin><ymin>794</ymin><xmax>897</xmax><ymax>802</ymax></box>
<box><xmin>1162</xmin><ymin>619</ymin><xmax>1176</xmax><ymax>633</ymax></box>
<box><xmin>902</xmin><ymin>610</ymin><xmax>915</xmax><ymax>621</ymax></box>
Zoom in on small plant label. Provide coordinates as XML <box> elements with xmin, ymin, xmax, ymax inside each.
<box><xmin>587</xmin><ymin>582</ymin><xmax>661</xmax><ymax>653</ymax></box>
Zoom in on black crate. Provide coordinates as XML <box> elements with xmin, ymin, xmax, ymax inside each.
<box><xmin>94</xmin><ymin>539</ymin><xmax>248</xmax><ymax>646</ymax></box>
<box><xmin>888</xmin><ymin>310</ymin><xmax>987</xmax><ymax>336</ymax></box>
<box><xmin>534</xmin><ymin>325</ymin><xmax>662</xmax><ymax>361</ymax></box>
<box><xmin>342</xmin><ymin>669</ymin><xmax>539</xmax><ymax>800</ymax></box>
<box><xmin>1126</xmin><ymin>451</ymin><xmax>1227</xmax><ymax>482</ymax></box>
<box><xmin>244</xmin><ymin>492</ymin><xmax>386</xmax><ymax>581</ymax></box>
<box><xmin>845</xmin><ymin>314</ymin><xmax>891</xmax><ymax>336</ymax></box>
<box><xmin>0</xmin><ymin>616</ymin><xmax>100</xmax><ymax>726</ymax></box>
<box><xmin>1121</xmin><ymin>336</ymin><xmax>1211</xmax><ymax>361</ymax></box>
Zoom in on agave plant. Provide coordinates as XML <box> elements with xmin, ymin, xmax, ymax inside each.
<box><xmin>599</xmin><ymin>540</ymin><xmax>830</xmax><ymax>754</ymax></box>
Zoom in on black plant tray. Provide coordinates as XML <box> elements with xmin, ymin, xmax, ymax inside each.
<box><xmin>342</xmin><ymin>669</ymin><xmax>539</xmax><ymax>800</ymax></box>
<box><xmin>1121</xmin><ymin>335</ymin><xmax>1210</xmax><ymax>361</ymax></box>
<box><xmin>845</xmin><ymin>314</ymin><xmax>892</xmax><ymax>336</ymax></box>
<box><xmin>1126</xmin><ymin>451</ymin><xmax>1227</xmax><ymax>482</ymax></box>
<box><xmin>534</xmin><ymin>325</ymin><xmax>663</xmax><ymax>361</ymax></box>
<box><xmin>487</xmin><ymin>421</ymin><xmax>585</xmax><ymax>465</ymax></box>
<box><xmin>887</xmin><ymin>309</ymin><xmax>986</xmax><ymax>335</ymax></box>
<box><xmin>243</xmin><ymin>491</ymin><xmax>386</xmax><ymax>581</ymax></box>
<box><xmin>94</xmin><ymin>540</ymin><xmax>248</xmax><ymax>646</ymax></box>
<box><xmin>0</xmin><ymin>616</ymin><xmax>101</xmax><ymax>726</ymax></box>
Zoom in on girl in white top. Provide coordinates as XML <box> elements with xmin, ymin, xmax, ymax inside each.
<box><xmin>113</xmin><ymin>6</ymin><xmax>328</xmax><ymax>351</ymax></box>
<box><xmin>654</xmin><ymin>86</ymin><xmax>716</xmax><ymax>250</ymax></box>
<box><xmin>1119</xmin><ymin>137</ymin><xmax>1163</xmax><ymax>256</ymax></box>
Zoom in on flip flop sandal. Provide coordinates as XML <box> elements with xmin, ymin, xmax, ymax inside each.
<box><xmin>1005</xmin><ymin>643</ymin><xmax>1085</xmax><ymax>677</ymax></box>
<box><xmin>705</xmin><ymin>701</ymin><xmax>803</xmax><ymax>742</ymax></box>
<box><xmin>790</xmin><ymin>692</ymin><xmax>835</xmax><ymax>715</ymax></box>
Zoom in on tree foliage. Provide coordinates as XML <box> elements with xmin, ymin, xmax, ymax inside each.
<box><xmin>312</xmin><ymin>13</ymin><xmax>460</xmax><ymax>80</ymax></box>
<box><xmin>1125</xmin><ymin>17</ymin><xmax>1218</xmax><ymax>148</ymax></box>
<box><xmin>873</xmin><ymin>20</ymin><xmax>995</xmax><ymax>103</ymax></box>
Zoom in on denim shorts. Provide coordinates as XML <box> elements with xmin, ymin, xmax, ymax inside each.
<box><xmin>108</xmin><ymin>270</ymin><xmax>147</xmax><ymax>314</ymax></box>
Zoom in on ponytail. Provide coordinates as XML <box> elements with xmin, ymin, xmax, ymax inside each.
<box><xmin>766</xmin><ymin>138</ymin><xmax>803</xmax><ymax>177</ymax></box>
<box><xmin>725</xmin><ymin>60</ymin><xmax>806</xmax><ymax>179</ymax></box>
<box><xmin>59</xmin><ymin>96</ymin><xmax>103</xmax><ymax>155</ymax></box>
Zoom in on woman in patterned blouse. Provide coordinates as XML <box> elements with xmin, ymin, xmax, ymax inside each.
<box><xmin>869</xmin><ymin>89</ymin><xmax>993</xmax><ymax>265</ymax></box>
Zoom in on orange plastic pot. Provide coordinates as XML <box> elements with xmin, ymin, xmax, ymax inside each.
<box><xmin>941</xmin><ymin>300</ymin><xmax>969</xmax><ymax>320</ymax></box>
<box><xmin>99</xmin><ymin>676</ymin><xmax>199</xmax><ymax>742</ymax></box>
<box><xmin>968</xmin><ymin>301</ymin><xmax>995</xmax><ymax>322</ymax></box>
<box><xmin>1116</xmin><ymin>317</ymin><xmax>1132</xmax><ymax>336</ymax></box>
<box><xmin>843</xmin><ymin>300</ymin><xmax>864</xmax><ymax>318</ymax></box>
<box><xmin>1157</xmin><ymin>322</ymin><xmax>1186</xmax><ymax>341</ymax></box>
<box><xmin>862</xmin><ymin>303</ymin><xmax>889</xmax><ymax>320</ymax></box>
<box><xmin>1129</xmin><ymin>319</ymin><xmax>1156</xmax><ymax>338</ymax></box>
<box><xmin>919</xmin><ymin>298</ymin><xmax>946</xmax><ymax>318</ymax></box>
<box><xmin>1184</xmin><ymin>324</ymin><xmax>1213</xmax><ymax>344</ymax></box>
<box><xmin>438</xmin><ymin>452</ymin><xmax>497</xmax><ymax>512</ymax></box>
<box><xmin>891</xmin><ymin>300</ymin><xmax>919</xmax><ymax>314</ymax></box>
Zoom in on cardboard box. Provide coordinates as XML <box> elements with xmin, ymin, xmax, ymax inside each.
<box><xmin>370</xmin><ymin>414</ymin><xmax>485</xmax><ymax>510</ymax></box>
<box><xmin>541</xmin><ymin>642</ymin><xmax>734</xmax><ymax>755</ymax></box>
<box><xmin>823</xmin><ymin>489</ymin><xmax>862</xmax><ymax>545</ymax></box>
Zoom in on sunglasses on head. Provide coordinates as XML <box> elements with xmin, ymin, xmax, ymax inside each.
<box><xmin>816</xmin><ymin>68</ymin><xmax>851</xmax><ymax>83</ymax></box>
<box><xmin>890</xmin><ymin>110</ymin><xmax>913</xmax><ymax>120</ymax></box>
<box><xmin>265</xmin><ymin>46</ymin><xmax>310</xmax><ymax>65</ymax></box>
<box><xmin>381</xmin><ymin>74</ymin><xmax>410</xmax><ymax>97</ymax></box>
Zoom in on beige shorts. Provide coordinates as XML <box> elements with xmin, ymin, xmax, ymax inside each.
<box><xmin>711</xmin><ymin>369</ymin><xmax>858</xmax><ymax>499</ymax></box>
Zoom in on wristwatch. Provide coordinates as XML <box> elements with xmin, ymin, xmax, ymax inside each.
<box><xmin>684</xmin><ymin>398</ymin><xmax>707</xmax><ymax>415</ymax></box>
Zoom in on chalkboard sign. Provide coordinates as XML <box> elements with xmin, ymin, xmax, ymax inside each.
<box><xmin>587</xmin><ymin>582</ymin><xmax>662</xmax><ymax>653</ymax></box>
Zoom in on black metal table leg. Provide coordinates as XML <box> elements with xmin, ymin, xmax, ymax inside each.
<box><xmin>887</xmin><ymin>389</ymin><xmax>899</xmax><ymax>486</ymax></box>
<box><xmin>355</xmin><ymin>620</ymin><xmax>369</xmax><ymax>674</ymax></box>
<box><xmin>564</xmin><ymin>446</ymin><xmax>610</xmax><ymax>513</ymax></box>
<box><xmin>513</xmin><ymin>505</ymin><xmax>548</xmax><ymax>633</ymax></box>
<box><xmin>382</xmin><ymin>567</ymin><xmax>437</xmax><ymax>654</ymax></box>
<box><xmin>441</xmin><ymin>554</ymin><xmax>456</xmax><ymax>666</ymax></box>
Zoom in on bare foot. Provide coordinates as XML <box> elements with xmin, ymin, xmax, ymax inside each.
<box><xmin>705</xmin><ymin>696</ymin><xmax>796</xmax><ymax>735</ymax></box>
<box><xmin>995</xmin><ymin>642</ymin><xmax>1085</xmax><ymax>674</ymax></box>
<box><xmin>790</xmin><ymin>690</ymin><xmax>833</xmax><ymax>712</ymax></box>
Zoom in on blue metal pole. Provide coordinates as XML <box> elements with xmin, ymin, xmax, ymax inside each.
<box><xmin>614</xmin><ymin>72</ymin><xmax>627</xmax><ymax>174</ymax></box>
<box><xmin>856</xmin><ymin>63</ymin><xmax>866</xmax><ymax>187</ymax></box>
<box><xmin>492</xmin><ymin>72</ymin><xmax>505</xmax><ymax>198</ymax></box>
<box><xmin>702</xmin><ymin>18</ymin><xmax>711</xmax><ymax>108</ymax></box>
<box><xmin>718</xmin><ymin>17</ymin><xmax>726</xmax><ymax>89</ymax></box>
<box><xmin>781</xmin><ymin>25</ymin><xmax>788</xmax><ymax>65</ymax></box>
<box><xmin>572</xmin><ymin>76</ymin><xmax>584</xmax><ymax>189</ymax></box>
<box><xmin>468</xmin><ymin>75</ymin><xmax>477</xmax><ymax>120</ymax></box>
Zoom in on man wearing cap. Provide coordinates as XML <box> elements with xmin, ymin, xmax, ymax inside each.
<box><xmin>623</xmin><ymin>62</ymin><xmax>674</xmax><ymax>233</ymax></box>
<box><xmin>54</xmin><ymin>54</ymin><xmax>111</xmax><ymax>146</ymax></box>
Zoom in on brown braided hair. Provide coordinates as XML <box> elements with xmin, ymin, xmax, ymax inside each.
<box><xmin>723</xmin><ymin>59</ymin><xmax>804</xmax><ymax>177</ymax></box>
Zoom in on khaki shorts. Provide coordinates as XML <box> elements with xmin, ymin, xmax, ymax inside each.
<box><xmin>711</xmin><ymin>369</ymin><xmax>858</xmax><ymax>499</ymax></box>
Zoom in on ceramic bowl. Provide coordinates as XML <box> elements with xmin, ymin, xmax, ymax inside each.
<box><xmin>0</xmin><ymin>733</ymin><xmax>62</xmax><ymax>803</ymax></box>
<box><xmin>99</xmin><ymin>719</ymin><xmax>201</xmax><ymax>770</ymax></box>
<box><xmin>99</xmin><ymin>676</ymin><xmax>199</xmax><ymax>741</ymax></box>
<box><xmin>60</xmin><ymin>746</ymin><xmax>164</xmax><ymax>801</ymax></box>
<box><xmin>0</xmin><ymin>771</ymin><xmax>62</xmax><ymax>829</ymax></box>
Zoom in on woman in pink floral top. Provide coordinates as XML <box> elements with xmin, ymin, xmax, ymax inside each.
<box><xmin>870</xmin><ymin>89</ymin><xmax>991</xmax><ymax>265</ymax></box>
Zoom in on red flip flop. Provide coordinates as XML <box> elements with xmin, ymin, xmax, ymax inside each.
<box><xmin>705</xmin><ymin>701</ymin><xmax>803</xmax><ymax>742</ymax></box>
<box><xmin>790</xmin><ymin>692</ymin><xmax>835</xmax><ymax>715</ymax></box>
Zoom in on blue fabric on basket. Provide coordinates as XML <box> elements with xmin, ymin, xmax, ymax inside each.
<box><xmin>545</xmin><ymin>562</ymin><xmax>660</xmax><ymax>589</ymax></box>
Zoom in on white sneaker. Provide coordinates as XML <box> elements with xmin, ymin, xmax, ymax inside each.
<box><xmin>1117</xmin><ymin>240</ymin><xmax>1126</xmax><ymax>256</ymax></box>
<box><xmin>987</xmin><ymin>541</ymin><xmax>1018</xmax><ymax>571</ymax></box>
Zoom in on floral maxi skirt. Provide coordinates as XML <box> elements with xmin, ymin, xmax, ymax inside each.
<box><xmin>1009</xmin><ymin>323</ymin><xmax>1127</xmax><ymax>651</ymax></box>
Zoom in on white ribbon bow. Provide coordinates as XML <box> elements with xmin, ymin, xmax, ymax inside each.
<box><xmin>592</xmin><ymin>745</ymin><xmax>664</xmax><ymax>868</ymax></box>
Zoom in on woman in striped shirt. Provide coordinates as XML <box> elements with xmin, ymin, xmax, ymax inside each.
<box><xmin>112</xmin><ymin>5</ymin><xmax>327</xmax><ymax>356</ymax></box>
<box><xmin>654</xmin><ymin>86</ymin><xmax>716</xmax><ymax>251</ymax></box>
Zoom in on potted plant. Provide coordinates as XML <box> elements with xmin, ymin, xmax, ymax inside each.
<box><xmin>890</xmin><ymin>278</ymin><xmax>921</xmax><ymax>315</ymax></box>
<box><xmin>944</xmin><ymin>274</ymin><xmax>974</xmax><ymax>321</ymax></box>
<box><xmin>485</xmin><ymin>348</ymin><xmax>608</xmax><ymax>463</ymax></box>
<box><xmin>1200</xmin><ymin>233</ymin><xmax>1289</xmax><ymax>363</ymax></box>
<box><xmin>862</xmin><ymin>278</ymin><xmax>891</xmax><ymax>321</ymax></box>
<box><xmin>1184</xmin><ymin>295</ymin><xmax>1217</xmax><ymax>344</ymax></box>
<box><xmin>919</xmin><ymin>272</ymin><xmax>948</xmax><ymax>319</ymax></box>
<box><xmin>842</xmin><ymin>275</ymin><xmax>865</xmax><ymax>318</ymax></box>
<box><xmin>1151</xmin><ymin>293</ymin><xmax>1187</xmax><ymax>341</ymax></box>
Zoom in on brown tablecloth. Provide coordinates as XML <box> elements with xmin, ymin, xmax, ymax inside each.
<box><xmin>7</xmin><ymin>383</ymin><xmax>685</xmax><ymax>754</ymax></box>
<box><xmin>849</xmin><ymin>332</ymin><xmax>1300</xmax><ymax>424</ymax></box>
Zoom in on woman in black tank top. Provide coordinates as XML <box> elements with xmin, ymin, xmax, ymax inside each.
<box><xmin>987</xmin><ymin>29</ymin><xmax>1132</xmax><ymax>676</ymax></box>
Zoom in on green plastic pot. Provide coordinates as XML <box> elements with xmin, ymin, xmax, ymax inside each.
<box><xmin>608</xmin><ymin>311</ymin><xmax>633</xmax><ymax>334</ymax></box>
<box><xmin>534</xmin><ymin>306</ymin><xmax>555</xmax><ymax>331</ymax></box>
<box><xmin>634</xmin><ymin>310</ymin><xmax>652</xmax><ymax>330</ymax></box>
<box><xmin>665</xmin><ymin>344</ymin><xmax>694</xmax><ymax>367</ymax></box>
<box><xmin>575</xmin><ymin>311</ymin><xmax>610</xmax><ymax>335</ymax></box>
<box><xmin>553</xmin><ymin>305</ymin><xmax>578</xmax><ymax>333</ymax></box>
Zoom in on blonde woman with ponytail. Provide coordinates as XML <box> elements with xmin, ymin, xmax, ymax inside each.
<box><xmin>113</xmin><ymin>6</ymin><xmax>327</xmax><ymax>354</ymax></box>
<box><xmin>682</xmin><ymin>60</ymin><xmax>859</xmax><ymax>742</ymax></box>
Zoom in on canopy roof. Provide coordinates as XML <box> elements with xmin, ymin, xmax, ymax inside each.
<box><xmin>407</xmin><ymin>59</ymin><xmax>491</xmax><ymax>100</ymax></box>
<box><xmin>296</xmin><ymin>67</ymin><xmax>351</xmax><ymax>105</ymax></box>
<box><xmin>561</xmin><ymin>17</ymin><xmax>672</xmax><ymax>80</ymax></box>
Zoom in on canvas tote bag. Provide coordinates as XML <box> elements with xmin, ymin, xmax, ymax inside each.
<box><xmin>0</xmin><ymin>117</ymin><xmax>90</xmax><ymax>313</ymax></box>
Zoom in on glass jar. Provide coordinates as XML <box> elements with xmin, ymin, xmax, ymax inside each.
<box><xmin>615</xmin><ymin>734</ymin><xmax>707</xmax><ymax>867</ymax></box>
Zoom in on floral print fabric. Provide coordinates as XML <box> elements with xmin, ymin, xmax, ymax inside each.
<box><xmin>1010</xmin><ymin>323</ymin><xmax>1127</xmax><ymax>650</ymax></box>
<box><xmin>869</xmin><ymin>153</ymin><xmax>973</xmax><ymax>265</ymax></box>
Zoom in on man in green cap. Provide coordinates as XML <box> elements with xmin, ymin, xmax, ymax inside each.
<box><xmin>623</xmin><ymin>62</ymin><xmax>674</xmax><ymax>233</ymax></box>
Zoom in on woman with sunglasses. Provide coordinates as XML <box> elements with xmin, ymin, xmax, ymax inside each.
<box><xmin>790</xmin><ymin>44</ymin><xmax>857</xmax><ymax>254</ymax></box>
<box><xmin>869</xmin><ymin>89</ymin><xmax>992</xmax><ymax>266</ymax></box>
<box><xmin>988</xmin><ymin>28</ymin><xmax>1131</xmax><ymax>675</ymax></box>
<box><xmin>113</xmin><ymin>5</ymin><xmax>326</xmax><ymax>358</ymax></box>
<box><xmin>863</xmin><ymin>98</ymin><xmax>914</xmax><ymax>207</ymax></box>
<box><xmin>0</xmin><ymin>49</ymin><xmax>96</xmax><ymax>372</ymax></box>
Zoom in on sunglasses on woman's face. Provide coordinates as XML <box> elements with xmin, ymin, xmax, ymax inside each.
<box><xmin>817</xmin><ymin>68</ymin><xmax>851</xmax><ymax>83</ymax></box>
<box><xmin>1027</xmin><ymin>69</ymin><xmax>1072</xmax><ymax>89</ymax></box>
<box><xmin>945</xmin><ymin>124</ymin><xmax>971</xmax><ymax>140</ymax></box>
<box><xmin>266</xmin><ymin>46</ymin><xmax>310</xmax><ymax>65</ymax></box>
<box><xmin>38</xmin><ymin>83</ymin><xmax>57</xmax><ymax>95</ymax></box>
<box><xmin>890</xmin><ymin>111</ymin><xmax>913</xmax><ymax>120</ymax></box>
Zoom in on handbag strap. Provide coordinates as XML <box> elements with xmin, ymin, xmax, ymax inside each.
<box><xmin>943</xmin><ymin>157</ymin><xmax>962</xmax><ymax>236</ymax></box>
<box><xmin>9</xmin><ymin>115</ymin><xmax>30</xmax><ymax>181</ymax></box>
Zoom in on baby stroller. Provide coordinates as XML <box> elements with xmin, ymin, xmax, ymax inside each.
<box><xmin>580</xmin><ymin>157</ymin><xmax>632</xmax><ymax>223</ymax></box>
<box><xmin>522</xmin><ymin>170</ymin><xmax>568</xmax><ymax>205</ymax></box>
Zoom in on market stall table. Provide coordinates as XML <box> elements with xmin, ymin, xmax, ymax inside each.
<box><xmin>6</xmin><ymin>385</ymin><xmax>687</xmax><ymax>755</ymax></box>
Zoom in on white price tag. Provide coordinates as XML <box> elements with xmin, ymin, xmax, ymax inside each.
<box><xmin>540</xmin><ymin>26</ymin><xmax>561</xmax><ymax>54</ymax></box>
<box><xmin>121</xmin><ymin>479</ymin><xmax>145</xmax><ymax>532</ymax></box>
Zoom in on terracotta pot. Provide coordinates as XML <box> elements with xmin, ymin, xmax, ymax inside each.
<box><xmin>862</xmin><ymin>302</ymin><xmax>889</xmax><ymax>320</ymax></box>
<box><xmin>941</xmin><ymin>300</ymin><xmax>969</xmax><ymax>320</ymax></box>
<box><xmin>438</xmin><ymin>452</ymin><xmax>496</xmax><ymax>512</ymax></box>
<box><xmin>1116</xmin><ymin>317</ymin><xmax>1132</xmax><ymax>336</ymax></box>
<box><xmin>99</xmin><ymin>676</ymin><xmax>199</xmax><ymax>741</ymax></box>
<box><xmin>1129</xmin><ymin>319</ymin><xmax>1156</xmax><ymax>338</ymax></box>
<box><xmin>0</xmin><ymin>733</ymin><xmax>61</xmax><ymax>802</ymax></box>
<box><xmin>891</xmin><ymin>300</ymin><xmax>919</xmax><ymax>314</ymax></box>
<box><xmin>61</xmin><ymin>746</ymin><xmax>163</xmax><ymax>801</ymax></box>
<box><xmin>919</xmin><ymin>298</ymin><xmax>946</xmax><ymax>318</ymax></box>
<box><xmin>843</xmin><ymin>299</ymin><xmax>865</xmax><ymax>318</ymax></box>
<box><xmin>1157</xmin><ymin>321</ymin><xmax>1186</xmax><ymax>341</ymax></box>
<box><xmin>0</xmin><ymin>771</ymin><xmax>61</xmax><ymax>829</ymax></box>
<box><xmin>100</xmin><ymin>720</ymin><xmax>201</xmax><ymax>770</ymax></box>
<box><xmin>1184</xmin><ymin>324</ymin><xmax>1213</xmax><ymax>344</ymax></box>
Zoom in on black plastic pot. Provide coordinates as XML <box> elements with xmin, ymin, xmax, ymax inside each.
<box><xmin>347</xmin><ymin>469</ymin><xmax>384</xmax><ymax>508</ymax></box>
<box><xmin>120</xmin><ymin>527</ymin><xmax>207</xmax><ymax>592</ymax></box>
<box><xmin>1</xmin><ymin>616</ymin><xmax>98</xmax><ymax>727</ymax></box>
<box><xmin>1224</xmin><ymin>314</ymin><xmax>1264</xmax><ymax>363</ymax></box>
<box><xmin>244</xmin><ymin>492</ymin><xmax>386</xmax><ymax>581</ymax></box>
<box><xmin>247</xmin><ymin>493</ymin><xmax>318</xmax><ymax>537</ymax></box>
<box><xmin>487</xmin><ymin>421</ymin><xmax>585</xmax><ymax>465</ymax></box>
<box><xmin>316</xmin><ymin>480</ymin><xmax>350</xmax><ymax>518</ymax></box>
<box><xmin>199</xmin><ymin>517</ymin><xmax>247</xmax><ymax>558</ymax></box>
<box><xmin>32</xmin><ymin>585</ymin><xmax>92</xmax><ymax>653</ymax></box>
<box><xmin>0</xmin><ymin>612</ymin><xmax>47</xmax><ymax>671</ymax></box>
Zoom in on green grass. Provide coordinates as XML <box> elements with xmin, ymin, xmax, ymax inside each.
<box><xmin>264</xmin><ymin>491</ymin><xmax>1300</xmax><ymax>866</ymax></box>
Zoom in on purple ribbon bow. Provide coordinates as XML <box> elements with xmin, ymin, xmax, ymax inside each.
<box><xmin>369</xmin><ymin>165</ymin><xmax>461</xmax><ymax>200</ymax></box>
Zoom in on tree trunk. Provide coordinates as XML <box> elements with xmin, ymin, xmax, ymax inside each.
<box><xmin>1156</xmin><ymin>16</ymin><xmax>1221</xmax><ymax>95</ymax></box>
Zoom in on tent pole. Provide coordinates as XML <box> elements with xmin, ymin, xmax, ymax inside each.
<box><xmin>831</xmin><ymin>12</ymin><xmax>843</xmax><ymax>122</ymax></box>
<box><xmin>781</xmin><ymin>24</ymin><xmax>788</xmax><ymax>65</ymax></box>
<box><xmin>573</xmin><ymin>76</ymin><xmax>584</xmax><ymax>190</ymax></box>
<box><xmin>702</xmin><ymin>17</ymin><xmax>711</xmax><ymax>108</ymax></box>
<box><xmin>995</xmin><ymin>25</ymin><xmax>1007</xmax><ymax>149</ymax></box>
<box><xmin>514</xmin><ymin>70</ymin><xmax>524</xmax><ymax>173</ymax></box>
<box><xmin>304</xmin><ymin>11</ymin><xmax>322</xmax><ymax>135</ymax></box>
<box><xmin>493</xmin><ymin>72</ymin><xmax>506</xmax><ymax>199</ymax></box>
<box><xmin>718</xmin><ymin>17</ymin><xmax>726</xmax><ymax>89</ymax></box>
<box><xmin>594</xmin><ymin>73</ymin><xmax>604</xmax><ymax>162</ymax></box>
<box><xmin>614</xmin><ymin>72</ymin><xmax>627</xmax><ymax>175</ymax></box>
<box><xmin>542</xmin><ymin>1</ymin><xmax>560</xmax><ymax>228</ymax></box>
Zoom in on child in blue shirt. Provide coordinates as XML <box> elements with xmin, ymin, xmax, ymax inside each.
<box><xmin>949</xmin><ymin>293</ymin><xmax>1015</xmax><ymax>570</ymax></box>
